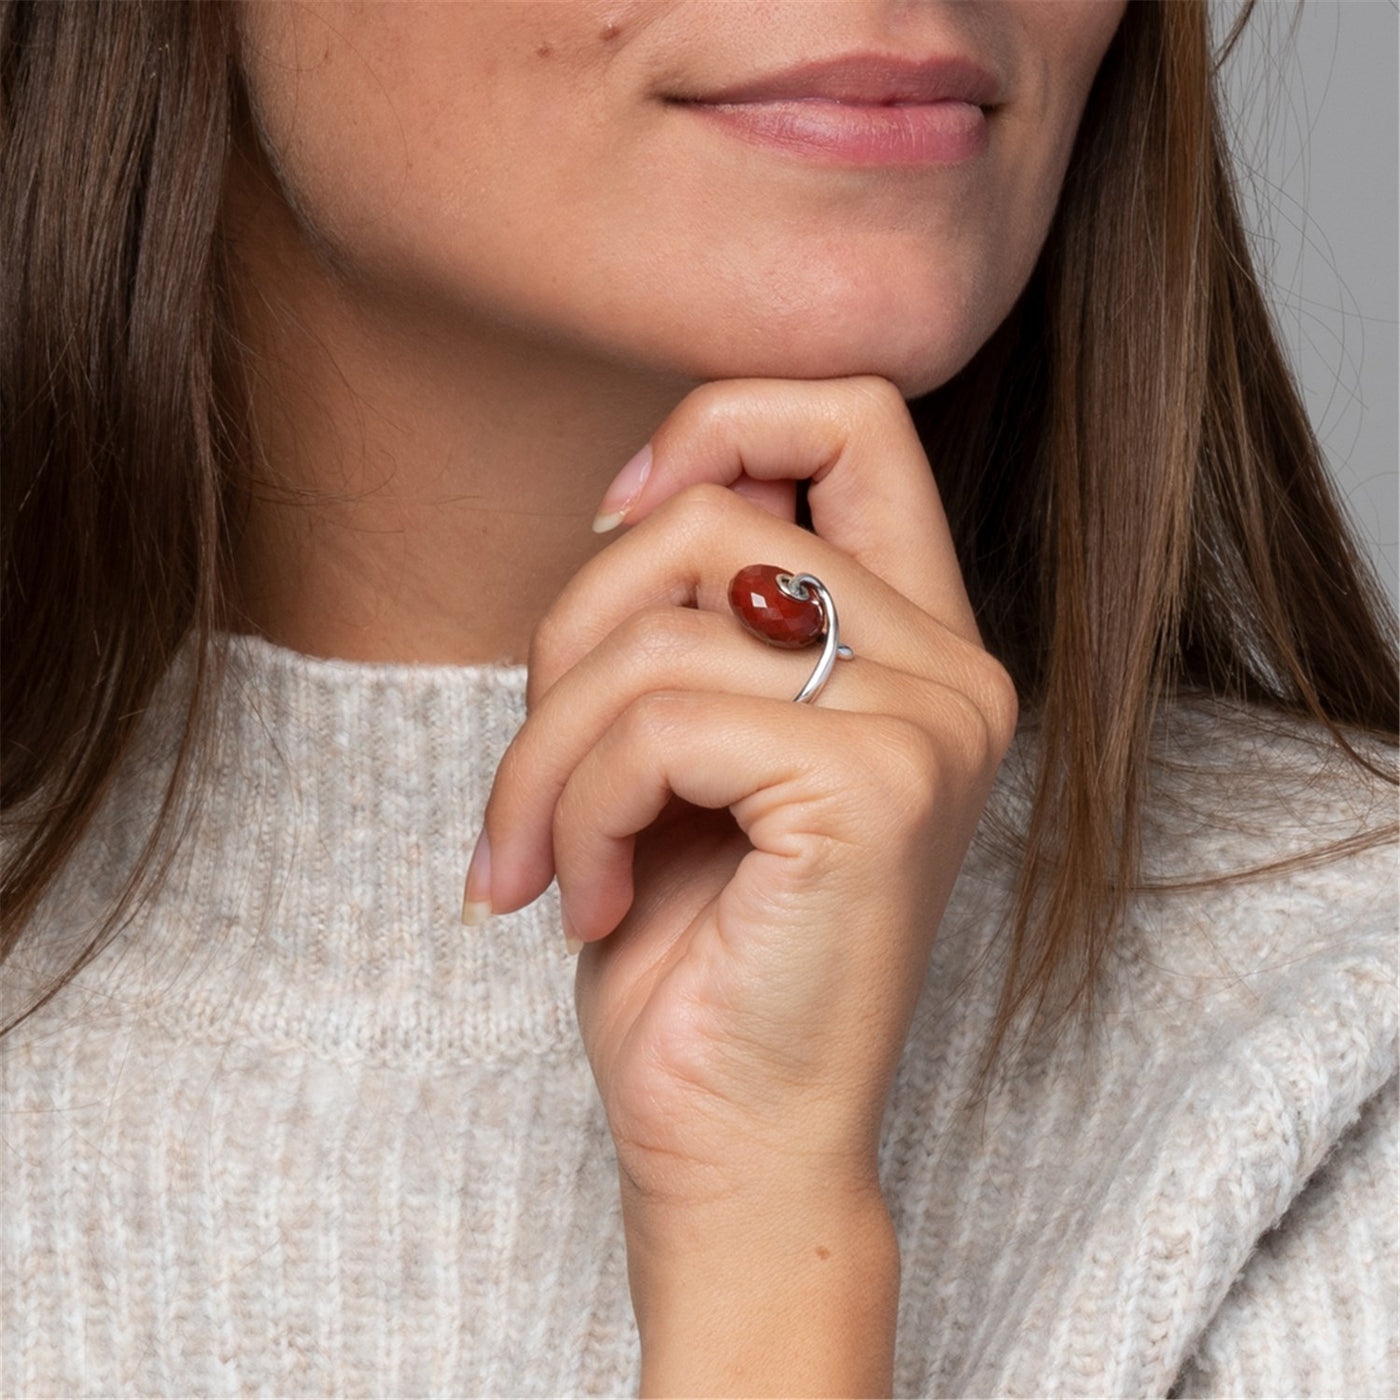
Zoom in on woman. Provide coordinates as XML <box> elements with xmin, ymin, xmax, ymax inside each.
<box><xmin>2</xmin><ymin>0</ymin><xmax>1395</xmax><ymax>1395</ymax></box>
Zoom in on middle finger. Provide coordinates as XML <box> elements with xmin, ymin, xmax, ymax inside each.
<box><xmin>527</xmin><ymin>483</ymin><xmax>980</xmax><ymax>710</ymax></box>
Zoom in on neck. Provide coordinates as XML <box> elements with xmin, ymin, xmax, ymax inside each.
<box><xmin>223</xmin><ymin>155</ymin><xmax>692</xmax><ymax>666</ymax></box>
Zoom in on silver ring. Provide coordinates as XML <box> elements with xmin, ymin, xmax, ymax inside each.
<box><xmin>777</xmin><ymin>572</ymin><xmax>852</xmax><ymax>704</ymax></box>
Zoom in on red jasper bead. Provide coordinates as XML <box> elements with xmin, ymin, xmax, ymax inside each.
<box><xmin>728</xmin><ymin>564</ymin><xmax>825</xmax><ymax>649</ymax></box>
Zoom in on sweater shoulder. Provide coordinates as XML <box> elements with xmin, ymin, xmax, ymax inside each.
<box><xmin>888</xmin><ymin>704</ymin><xmax>1397</xmax><ymax>1397</ymax></box>
<box><xmin>966</xmin><ymin>698</ymin><xmax>1398</xmax><ymax>989</ymax></box>
<box><xmin>1170</xmin><ymin>1074</ymin><xmax>1398</xmax><ymax>1398</ymax></box>
<box><xmin>1123</xmin><ymin>701</ymin><xmax>1397</xmax><ymax>992</ymax></box>
<box><xmin>1142</xmin><ymin>699</ymin><xmax>1396</xmax><ymax>883</ymax></box>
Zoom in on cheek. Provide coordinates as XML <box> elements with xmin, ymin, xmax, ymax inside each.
<box><xmin>962</xmin><ymin>2</ymin><xmax>1126</xmax><ymax>289</ymax></box>
<box><xmin>236</xmin><ymin>0</ymin><xmax>634</xmax><ymax>270</ymax></box>
<box><xmin>1007</xmin><ymin>0</ymin><xmax>1127</xmax><ymax>145</ymax></box>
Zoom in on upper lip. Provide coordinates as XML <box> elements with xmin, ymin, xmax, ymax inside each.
<box><xmin>683</xmin><ymin>54</ymin><xmax>1001</xmax><ymax>108</ymax></box>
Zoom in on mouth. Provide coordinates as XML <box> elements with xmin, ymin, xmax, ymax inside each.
<box><xmin>668</xmin><ymin>53</ymin><xmax>1000</xmax><ymax>167</ymax></box>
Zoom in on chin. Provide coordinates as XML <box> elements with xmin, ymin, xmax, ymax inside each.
<box><xmin>643</xmin><ymin>270</ymin><xmax>1003</xmax><ymax>399</ymax></box>
<box><xmin>666</xmin><ymin>325</ymin><xmax>982</xmax><ymax>401</ymax></box>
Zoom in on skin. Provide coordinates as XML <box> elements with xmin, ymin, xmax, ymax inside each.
<box><xmin>229</xmin><ymin>2</ymin><xmax>1126</xmax><ymax>1391</ymax></box>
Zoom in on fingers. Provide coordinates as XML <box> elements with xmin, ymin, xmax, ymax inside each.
<box><xmin>595</xmin><ymin>377</ymin><xmax>975</xmax><ymax>637</ymax></box>
<box><xmin>467</xmin><ymin>376</ymin><xmax>1021</xmax><ymax>957</ymax></box>
<box><xmin>487</xmin><ymin>607</ymin><xmax>987</xmax><ymax>916</ymax></box>
<box><xmin>543</xmin><ymin>692</ymin><xmax>943</xmax><ymax>949</ymax></box>
<box><xmin>528</xmin><ymin>483</ymin><xmax>989</xmax><ymax>709</ymax></box>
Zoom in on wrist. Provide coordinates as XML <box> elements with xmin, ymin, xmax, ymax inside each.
<box><xmin>622</xmin><ymin>1179</ymin><xmax>899</xmax><ymax>1397</ymax></box>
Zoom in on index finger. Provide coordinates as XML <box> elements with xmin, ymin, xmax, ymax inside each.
<box><xmin>594</xmin><ymin>376</ymin><xmax>978</xmax><ymax>640</ymax></box>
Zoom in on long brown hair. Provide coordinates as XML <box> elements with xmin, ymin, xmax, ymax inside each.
<box><xmin>2</xmin><ymin>0</ymin><xmax>235</xmax><ymax>1023</ymax></box>
<box><xmin>3</xmin><ymin>0</ymin><xmax>1396</xmax><ymax>1040</ymax></box>
<box><xmin>915</xmin><ymin>0</ymin><xmax>1397</xmax><ymax>1043</ymax></box>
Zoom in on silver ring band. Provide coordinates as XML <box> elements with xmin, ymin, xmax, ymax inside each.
<box><xmin>778</xmin><ymin>572</ymin><xmax>851</xmax><ymax>704</ymax></box>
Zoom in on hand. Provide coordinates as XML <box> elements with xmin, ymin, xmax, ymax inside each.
<box><xmin>472</xmin><ymin>377</ymin><xmax>1017</xmax><ymax>1392</ymax></box>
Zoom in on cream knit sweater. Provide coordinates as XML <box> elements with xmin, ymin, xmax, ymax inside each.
<box><xmin>2</xmin><ymin>635</ymin><xmax>1396</xmax><ymax>1398</ymax></box>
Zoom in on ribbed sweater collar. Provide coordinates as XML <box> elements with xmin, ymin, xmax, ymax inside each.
<box><xmin>37</xmin><ymin>634</ymin><xmax>580</xmax><ymax>1067</ymax></box>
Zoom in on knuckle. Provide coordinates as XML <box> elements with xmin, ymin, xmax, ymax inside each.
<box><xmin>659</xmin><ymin>480</ymin><xmax>743</xmax><ymax>541</ymax></box>
<box><xmin>971</xmin><ymin>655</ymin><xmax>1020</xmax><ymax>754</ymax></box>
<box><xmin>656</xmin><ymin>381</ymin><xmax>740</xmax><ymax>457</ymax></box>
<box><xmin>682</xmin><ymin>380</ymin><xmax>741</xmax><ymax>436</ymax></box>
<box><xmin>858</xmin><ymin>716</ymin><xmax>941</xmax><ymax>819</ymax></box>
<box><xmin>845</xmin><ymin>375</ymin><xmax>908</xmax><ymax>432</ymax></box>
<box><xmin>937</xmin><ymin>687</ymin><xmax>999</xmax><ymax>777</ymax></box>
<box><xmin>622</xmin><ymin>689</ymin><xmax>691</xmax><ymax>750</ymax></box>
<box><xmin>550</xmin><ymin>775</ymin><xmax>583</xmax><ymax>852</ymax></box>
<box><xmin>528</xmin><ymin>607</ymin><xmax>569</xmax><ymax>677</ymax></box>
<box><xmin>617</xmin><ymin>605</ymin><xmax>710</xmax><ymax>673</ymax></box>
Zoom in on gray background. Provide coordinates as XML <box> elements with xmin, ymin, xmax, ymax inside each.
<box><xmin>1216</xmin><ymin>0</ymin><xmax>1399</xmax><ymax>607</ymax></box>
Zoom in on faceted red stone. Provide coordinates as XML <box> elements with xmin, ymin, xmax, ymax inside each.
<box><xmin>728</xmin><ymin>564</ymin><xmax>824</xmax><ymax>648</ymax></box>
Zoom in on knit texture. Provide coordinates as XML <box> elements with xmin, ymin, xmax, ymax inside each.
<box><xmin>2</xmin><ymin>634</ymin><xmax>1395</xmax><ymax>1397</ymax></box>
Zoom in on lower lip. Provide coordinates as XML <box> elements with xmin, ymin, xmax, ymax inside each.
<box><xmin>683</xmin><ymin>97</ymin><xmax>988</xmax><ymax>166</ymax></box>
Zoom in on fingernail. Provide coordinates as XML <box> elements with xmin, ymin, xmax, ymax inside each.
<box><xmin>561</xmin><ymin>902</ymin><xmax>584</xmax><ymax>956</ymax></box>
<box><xmin>460</xmin><ymin>830</ymin><xmax>492</xmax><ymax>926</ymax></box>
<box><xmin>592</xmin><ymin>443</ymin><xmax>652</xmax><ymax>533</ymax></box>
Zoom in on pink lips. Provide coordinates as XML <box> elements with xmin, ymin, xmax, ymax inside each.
<box><xmin>676</xmin><ymin>54</ymin><xmax>999</xmax><ymax>167</ymax></box>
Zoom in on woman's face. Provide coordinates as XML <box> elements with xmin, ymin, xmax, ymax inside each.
<box><xmin>237</xmin><ymin>0</ymin><xmax>1125</xmax><ymax>397</ymax></box>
